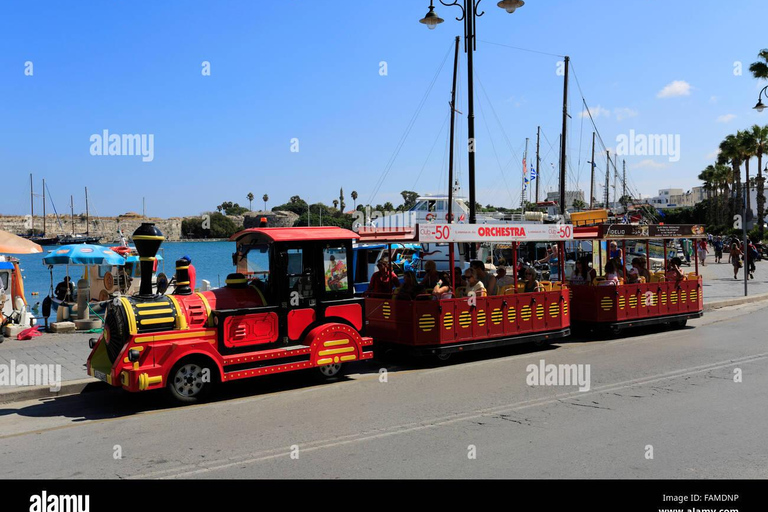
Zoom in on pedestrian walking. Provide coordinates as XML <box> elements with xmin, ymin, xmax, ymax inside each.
<box><xmin>713</xmin><ymin>236</ymin><xmax>723</xmax><ymax>263</ymax></box>
<box><xmin>746</xmin><ymin>241</ymin><xmax>758</xmax><ymax>279</ymax></box>
<box><xmin>697</xmin><ymin>239</ymin><xmax>708</xmax><ymax>266</ymax></box>
<box><xmin>729</xmin><ymin>242</ymin><xmax>742</xmax><ymax>280</ymax></box>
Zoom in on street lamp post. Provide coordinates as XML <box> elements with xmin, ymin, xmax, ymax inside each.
<box><xmin>420</xmin><ymin>0</ymin><xmax>524</xmax><ymax>236</ymax></box>
<box><xmin>753</xmin><ymin>85</ymin><xmax>768</xmax><ymax>112</ymax></box>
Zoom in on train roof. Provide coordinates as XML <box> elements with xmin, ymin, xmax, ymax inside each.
<box><xmin>230</xmin><ymin>227</ymin><xmax>360</xmax><ymax>244</ymax></box>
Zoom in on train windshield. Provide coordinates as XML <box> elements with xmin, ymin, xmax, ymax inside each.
<box><xmin>235</xmin><ymin>243</ymin><xmax>271</xmax><ymax>282</ymax></box>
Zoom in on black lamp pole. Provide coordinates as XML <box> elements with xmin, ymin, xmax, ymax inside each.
<box><xmin>754</xmin><ymin>85</ymin><xmax>768</xmax><ymax>112</ymax></box>
<box><xmin>421</xmin><ymin>0</ymin><xmax>525</xmax><ymax>235</ymax></box>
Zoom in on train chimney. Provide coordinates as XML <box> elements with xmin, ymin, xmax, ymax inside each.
<box><xmin>132</xmin><ymin>222</ymin><xmax>164</xmax><ymax>297</ymax></box>
<box><xmin>174</xmin><ymin>258</ymin><xmax>192</xmax><ymax>295</ymax></box>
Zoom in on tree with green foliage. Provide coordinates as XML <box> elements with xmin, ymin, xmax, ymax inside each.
<box><xmin>572</xmin><ymin>199</ymin><xmax>587</xmax><ymax>211</ymax></box>
<box><xmin>247</xmin><ymin>192</ymin><xmax>254</xmax><ymax>211</ymax></box>
<box><xmin>216</xmin><ymin>201</ymin><xmax>249</xmax><ymax>216</ymax></box>
<box><xmin>182</xmin><ymin>212</ymin><xmax>243</xmax><ymax>239</ymax></box>
<box><xmin>400</xmin><ymin>191</ymin><xmax>419</xmax><ymax>211</ymax></box>
<box><xmin>750</xmin><ymin>124</ymin><xmax>768</xmax><ymax>239</ymax></box>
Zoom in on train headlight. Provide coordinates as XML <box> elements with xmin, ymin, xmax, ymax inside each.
<box><xmin>128</xmin><ymin>349</ymin><xmax>141</xmax><ymax>363</ymax></box>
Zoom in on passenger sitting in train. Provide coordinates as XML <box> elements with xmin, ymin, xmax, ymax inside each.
<box><xmin>609</xmin><ymin>241</ymin><xmax>623</xmax><ymax>266</ymax></box>
<box><xmin>421</xmin><ymin>260</ymin><xmax>440</xmax><ymax>289</ymax></box>
<box><xmin>665</xmin><ymin>257</ymin><xmax>685</xmax><ymax>283</ymax></box>
<box><xmin>631</xmin><ymin>257</ymin><xmax>651</xmax><ymax>282</ymax></box>
<box><xmin>494</xmin><ymin>266</ymin><xmax>515</xmax><ymax>294</ymax></box>
<box><xmin>599</xmin><ymin>261</ymin><xmax>620</xmax><ymax>286</ymax></box>
<box><xmin>463</xmin><ymin>268</ymin><xmax>487</xmax><ymax>297</ymax></box>
<box><xmin>367</xmin><ymin>257</ymin><xmax>399</xmax><ymax>296</ymax></box>
<box><xmin>626</xmin><ymin>266</ymin><xmax>640</xmax><ymax>284</ymax></box>
<box><xmin>432</xmin><ymin>271</ymin><xmax>453</xmax><ymax>300</ymax></box>
<box><xmin>610</xmin><ymin>257</ymin><xmax>624</xmax><ymax>278</ymax></box>
<box><xmin>570</xmin><ymin>256</ymin><xmax>596</xmax><ymax>286</ymax></box>
<box><xmin>453</xmin><ymin>266</ymin><xmax>466</xmax><ymax>289</ymax></box>
<box><xmin>522</xmin><ymin>267</ymin><xmax>541</xmax><ymax>293</ymax></box>
<box><xmin>396</xmin><ymin>271</ymin><xmax>424</xmax><ymax>300</ymax></box>
<box><xmin>470</xmin><ymin>261</ymin><xmax>496</xmax><ymax>297</ymax></box>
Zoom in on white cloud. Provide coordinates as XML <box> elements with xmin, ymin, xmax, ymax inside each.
<box><xmin>631</xmin><ymin>159</ymin><xmax>669</xmax><ymax>170</ymax></box>
<box><xmin>657</xmin><ymin>80</ymin><xmax>692</xmax><ymax>98</ymax></box>
<box><xmin>580</xmin><ymin>105</ymin><xmax>611</xmax><ymax>118</ymax></box>
<box><xmin>709</xmin><ymin>96</ymin><xmax>718</xmax><ymax>104</ymax></box>
<box><xmin>717</xmin><ymin>114</ymin><xmax>736</xmax><ymax>123</ymax></box>
<box><xmin>614</xmin><ymin>107</ymin><xmax>638</xmax><ymax>121</ymax></box>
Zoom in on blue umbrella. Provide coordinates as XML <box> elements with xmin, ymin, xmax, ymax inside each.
<box><xmin>43</xmin><ymin>244</ymin><xmax>126</xmax><ymax>266</ymax></box>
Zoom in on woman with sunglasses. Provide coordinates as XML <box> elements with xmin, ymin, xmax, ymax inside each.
<box><xmin>463</xmin><ymin>268</ymin><xmax>487</xmax><ymax>297</ymax></box>
<box><xmin>522</xmin><ymin>267</ymin><xmax>541</xmax><ymax>293</ymax></box>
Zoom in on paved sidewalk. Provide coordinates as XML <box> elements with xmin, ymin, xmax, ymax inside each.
<box><xmin>2</xmin><ymin>259</ymin><xmax>767</xmax><ymax>403</ymax></box>
<box><xmin>696</xmin><ymin>253</ymin><xmax>768</xmax><ymax>302</ymax></box>
<box><xmin>0</xmin><ymin>331</ymin><xmax>94</xmax><ymax>397</ymax></box>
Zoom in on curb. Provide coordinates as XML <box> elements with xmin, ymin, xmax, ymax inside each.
<box><xmin>703</xmin><ymin>292</ymin><xmax>768</xmax><ymax>312</ymax></box>
<box><xmin>0</xmin><ymin>378</ymin><xmax>102</xmax><ymax>404</ymax></box>
<box><xmin>2</xmin><ymin>293</ymin><xmax>768</xmax><ymax>405</ymax></box>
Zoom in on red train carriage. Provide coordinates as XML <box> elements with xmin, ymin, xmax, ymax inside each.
<box><xmin>87</xmin><ymin>223</ymin><xmax>372</xmax><ymax>403</ymax></box>
<box><xmin>570</xmin><ymin>223</ymin><xmax>705</xmax><ymax>334</ymax></box>
<box><xmin>360</xmin><ymin>223</ymin><xmax>573</xmax><ymax>357</ymax></box>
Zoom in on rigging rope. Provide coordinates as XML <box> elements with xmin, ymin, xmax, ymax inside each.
<box><xmin>366</xmin><ymin>40</ymin><xmax>454</xmax><ymax>207</ymax></box>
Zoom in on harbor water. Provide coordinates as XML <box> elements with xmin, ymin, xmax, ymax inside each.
<box><xmin>14</xmin><ymin>241</ymin><xmax>234</xmax><ymax>314</ymax></box>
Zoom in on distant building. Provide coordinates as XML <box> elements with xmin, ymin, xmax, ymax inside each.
<box><xmin>646</xmin><ymin>188</ymin><xmax>694</xmax><ymax>209</ymax></box>
<box><xmin>545</xmin><ymin>190</ymin><xmax>585</xmax><ymax>210</ymax></box>
<box><xmin>691</xmin><ymin>186</ymin><xmax>706</xmax><ymax>204</ymax></box>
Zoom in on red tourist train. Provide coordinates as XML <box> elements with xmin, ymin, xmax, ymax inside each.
<box><xmin>570</xmin><ymin>223</ymin><xmax>706</xmax><ymax>334</ymax></box>
<box><xmin>86</xmin><ymin>220</ymin><xmax>704</xmax><ymax>403</ymax></box>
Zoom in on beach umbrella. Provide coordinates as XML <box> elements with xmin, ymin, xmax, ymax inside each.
<box><xmin>43</xmin><ymin>244</ymin><xmax>126</xmax><ymax>266</ymax></box>
<box><xmin>0</xmin><ymin>230</ymin><xmax>43</xmax><ymax>254</ymax></box>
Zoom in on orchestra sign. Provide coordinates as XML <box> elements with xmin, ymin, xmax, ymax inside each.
<box><xmin>418</xmin><ymin>223</ymin><xmax>574</xmax><ymax>243</ymax></box>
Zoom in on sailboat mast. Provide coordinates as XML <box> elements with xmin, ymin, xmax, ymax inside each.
<box><xmin>448</xmin><ymin>36</ymin><xmax>459</xmax><ymax>227</ymax></box>
<box><xmin>30</xmin><ymin>173</ymin><xmax>34</xmax><ymax>235</ymax></box>
<box><xmin>85</xmin><ymin>187</ymin><xmax>89</xmax><ymax>236</ymax></box>
<box><xmin>605</xmin><ymin>151</ymin><xmax>610</xmax><ymax>209</ymax></box>
<box><xmin>43</xmin><ymin>179</ymin><xmax>46</xmax><ymax>236</ymax></box>
<box><xmin>590</xmin><ymin>132</ymin><xmax>596</xmax><ymax>209</ymax></box>
<box><xmin>559</xmin><ymin>55</ymin><xmax>570</xmax><ymax>215</ymax></box>
<box><xmin>448</xmin><ymin>36</ymin><xmax>460</xmax><ymax>276</ymax></box>
<box><xmin>70</xmin><ymin>195</ymin><xmax>75</xmax><ymax>235</ymax></box>
<box><xmin>535</xmin><ymin>126</ymin><xmax>541</xmax><ymax>204</ymax></box>
<box><xmin>521</xmin><ymin>138</ymin><xmax>529</xmax><ymax>213</ymax></box>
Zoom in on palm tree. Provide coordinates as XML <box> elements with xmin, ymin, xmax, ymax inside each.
<box><xmin>262</xmin><ymin>194</ymin><xmax>269</xmax><ymax>211</ymax></box>
<box><xmin>351</xmin><ymin>190</ymin><xmax>358</xmax><ymax>210</ymax></box>
<box><xmin>247</xmin><ymin>192</ymin><xmax>254</xmax><ymax>211</ymax></box>
<box><xmin>719</xmin><ymin>134</ymin><xmax>743</xmax><ymax>218</ymax></box>
<box><xmin>698</xmin><ymin>165</ymin><xmax>716</xmax><ymax>225</ymax></box>
<box><xmin>737</xmin><ymin>130</ymin><xmax>756</xmax><ymax>216</ymax></box>
<box><xmin>748</xmin><ymin>49</ymin><xmax>768</xmax><ymax>80</ymax></box>
<box><xmin>333</xmin><ymin>199</ymin><xmax>339</xmax><ymax>209</ymax></box>
<box><xmin>713</xmin><ymin>163</ymin><xmax>733</xmax><ymax>226</ymax></box>
<box><xmin>750</xmin><ymin>124</ymin><xmax>768</xmax><ymax>239</ymax></box>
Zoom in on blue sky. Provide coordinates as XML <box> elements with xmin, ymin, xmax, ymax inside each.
<box><xmin>2</xmin><ymin>0</ymin><xmax>767</xmax><ymax>218</ymax></box>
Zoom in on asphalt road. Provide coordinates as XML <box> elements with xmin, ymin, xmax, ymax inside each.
<box><xmin>1</xmin><ymin>302</ymin><xmax>767</xmax><ymax>479</ymax></box>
